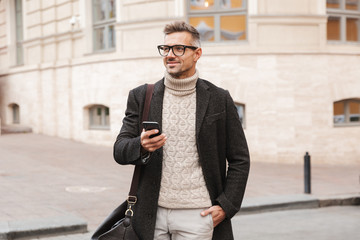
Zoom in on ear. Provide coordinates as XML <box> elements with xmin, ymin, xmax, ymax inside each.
<box><xmin>193</xmin><ymin>47</ymin><xmax>202</xmax><ymax>62</ymax></box>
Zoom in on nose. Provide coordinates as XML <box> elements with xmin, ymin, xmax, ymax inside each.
<box><xmin>167</xmin><ymin>47</ymin><xmax>176</xmax><ymax>58</ymax></box>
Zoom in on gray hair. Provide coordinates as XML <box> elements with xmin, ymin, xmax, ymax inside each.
<box><xmin>163</xmin><ymin>21</ymin><xmax>201</xmax><ymax>47</ymax></box>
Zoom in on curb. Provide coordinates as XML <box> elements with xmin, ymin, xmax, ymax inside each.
<box><xmin>0</xmin><ymin>214</ymin><xmax>87</xmax><ymax>240</ymax></box>
<box><xmin>239</xmin><ymin>194</ymin><xmax>360</xmax><ymax>215</ymax></box>
<box><xmin>318</xmin><ymin>194</ymin><xmax>360</xmax><ymax>207</ymax></box>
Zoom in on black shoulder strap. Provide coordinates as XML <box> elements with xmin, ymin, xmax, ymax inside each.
<box><xmin>128</xmin><ymin>84</ymin><xmax>154</xmax><ymax>201</ymax></box>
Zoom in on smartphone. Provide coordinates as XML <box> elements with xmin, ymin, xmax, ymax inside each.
<box><xmin>142</xmin><ymin>121</ymin><xmax>161</xmax><ymax>138</ymax></box>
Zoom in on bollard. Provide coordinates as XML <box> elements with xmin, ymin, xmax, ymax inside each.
<box><xmin>304</xmin><ymin>152</ymin><xmax>311</xmax><ymax>194</ymax></box>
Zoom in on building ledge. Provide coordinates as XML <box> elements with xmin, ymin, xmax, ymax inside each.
<box><xmin>1</xmin><ymin>125</ymin><xmax>33</xmax><ymax>135</ymax></box>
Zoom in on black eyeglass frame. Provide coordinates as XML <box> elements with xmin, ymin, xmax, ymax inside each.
<box><xmin>157</xmin><ymin>45</ymin><xmax>198</xmax><ymax>57</ymax></box>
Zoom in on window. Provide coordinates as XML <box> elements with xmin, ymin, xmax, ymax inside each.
<box><xmin>333</xmin><ymin>99</ymin><xmax>360</xmax><ymax>126</ymax></box>
<box><xmin>188</xmin><ymin>0</ymin><xmax>247</xmax><ymax>42</ymax></box>
<box><xmin>9</xmin><ymin>103</ymin><xmax>20</xmax><ymax>124</ymax></box>
<box><xmin>15</xmin><ymin>0</ymin><xmax>24</xmax><ymax>65</ymax></box>
<box><xmin>235</xmin><ymin>102</ymin><xmax>245</xmax><ymax>127</ymax></box>
<box><xmin>327</xmin><ymin>0</ymin><xmax>360</xmax><ymax>43</ymax></box>
<box><xmin>93</xmin><ymin>0</ymin><xmax>116</xmax><ymax>52</ymax></box>
<box><xmin>89</xmin><ymin>105</ymin><xmax>110</xmax><ymax>129</ymax></box>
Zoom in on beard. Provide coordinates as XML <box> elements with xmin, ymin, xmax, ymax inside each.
<box><xmin>166</xmin><ymin>65</ymin><xmax>194</xmax><ymax>79</ymax></box>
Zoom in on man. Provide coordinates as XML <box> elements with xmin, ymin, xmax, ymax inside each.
<box><xmin>114</xmin><ymin>21</ymin><xmax>250</xmax><ymax>240</ymax></box>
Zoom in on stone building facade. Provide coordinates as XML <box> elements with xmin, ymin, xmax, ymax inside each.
<box><xmin>0</xmin><ymin>0</ymin><xmax>359</xmax><ymax>164</ymax></box>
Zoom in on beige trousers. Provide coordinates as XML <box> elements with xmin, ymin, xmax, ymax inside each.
<box><xmin>154</xmin><ymin>206</ymin><xmax>214</xmax><ymax>240</ymax></box>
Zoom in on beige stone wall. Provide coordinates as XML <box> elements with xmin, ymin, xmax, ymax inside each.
<box><xmin>0</xmin><ymin>0</ymin><xmax>359</xmax><ymax>164</ymax></box>
<box><xmin>0</xmin><ymin>1</ymin><xmax>7</xmax><ymax>66</ymax></box>
<box><xmin>26</xmin><ymin>0</ymin><xmax>81</xmax><ymax>64</ymax></box>
<box><xmin>257</xmin><ymin>0</ymin><xmax>324</xmax><ymax>15</ymax></box>
<box><xmin>198</xmin><ymin>54</ymin><xmax>360</xmax><ymax>165</ymax></box>
<box><xmin>0</xmin><ymin>0</ymin><xmax>82</xmax><ymax>69</ymax></box>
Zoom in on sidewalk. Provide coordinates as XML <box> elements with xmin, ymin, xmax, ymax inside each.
<box><xmin>0</xmin><ymin>133</ymin><xmax>359</xmax><ymax>239</ymax></box>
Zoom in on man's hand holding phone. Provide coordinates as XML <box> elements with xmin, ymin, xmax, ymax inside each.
<box><xmin>141</xmin><ymin>121</ymin><xmax>167</xmax><ymax>153</ymax></box>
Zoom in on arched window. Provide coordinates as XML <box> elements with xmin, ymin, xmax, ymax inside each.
<box><xmin>235</xmin><ymin>102</ymin><xmax>245</xmax><ymax>128</ymax></box>
<box><xmin>88</xmin><ymin>105</ymin><xmax>110</xmax><ymax>129</ymax></box>
<box><xmin>9</xmin><ymin>103</ymin><xmax>20</xmax><ymax>124</ymax></box>
<box><xmin>333</xmin><ymin>98</ymin><xmax>360</xmax><ymax>125</ymax></box>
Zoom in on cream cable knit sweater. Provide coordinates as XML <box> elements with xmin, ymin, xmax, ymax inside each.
<box><xmin>158</xmin><ymin>70</ymin><xmax>212</xmax><ymax>209</ymax></box>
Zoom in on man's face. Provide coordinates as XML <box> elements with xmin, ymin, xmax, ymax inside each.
<box><xmin>163</xmin><ymin>32</ymin><xmax>202</xmax><ymax>79</ymax></box>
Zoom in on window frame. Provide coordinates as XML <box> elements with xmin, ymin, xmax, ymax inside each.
<box><xmin>333</xmin><ymin>98</ymin><xmax>360</xmax><ymax>127</ymax></box>
<box><xmin>92</xmin><ymin>0</ymin><xmax>116</xmax><ymax>53</ymax></box>
<box><xmin>187</xmin><ymin>0</ymin><xmax>248</xmax><ymax>43</ymax></box>
<box><xmin>9</xmin><ymin>103</ymin><xmax>20</xmax><ymax>124</ymax></box>
<box><xmin>88</xmin><ymin>105</ymin><xmax>110</xmax><ymax>130</ymax></box>
<box><xmin>234</xmin><ymin>102</ymin><xmax>246</xmax><ymax>128</ymax></box>
<box><xmin>327</xmin><ymin>0</ymin><xmax>360</xmax><ymax>44</ymax></box>
<box><xmin>14</xmin><ymin>0</ymin><xmax>24</xmax><ymax>65</ymax></box>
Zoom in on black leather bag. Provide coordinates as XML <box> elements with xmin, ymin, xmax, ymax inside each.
<box><xmin>91</xmin><ymin>200</ymin><xmax>139</xmax><ymax>240</ymax></box>
<box><xmin>91</xmin><ymin>84</ymin><xmax>155</xmax><ymax>240</ymax></box>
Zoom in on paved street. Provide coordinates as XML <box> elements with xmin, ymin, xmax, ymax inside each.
<box><xmin>233</xmin><ymin>206</ymin><xmax>360</xmax><ymax>240</ymax></box>
<box><xmin>29</xmin><ymin>206</ymin><xmax>360</xmax><ymax>240</ymax></box>
<box><xmin>0</xmin><ymin>133</ymin><xmax>359</xmax><ymax>239</ymax></box>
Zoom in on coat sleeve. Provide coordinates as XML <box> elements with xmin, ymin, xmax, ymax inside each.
<box><xmin>113</xmin><ymin>87</ymin><xmax>149</xmax><ymax>165</ymax></box>
<box><xmin>215</xmin><ymin>91</ymin><xmax>250</xmax><ymax>218</ymax></box>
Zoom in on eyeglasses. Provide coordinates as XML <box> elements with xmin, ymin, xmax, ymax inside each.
<box><xmin>157</xmin><ymin>45</ymin><xmax>198</xmax><ymax>57</ymax></box>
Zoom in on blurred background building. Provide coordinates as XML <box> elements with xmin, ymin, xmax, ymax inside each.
<box><xmin>0</xmin><ymin>0</ymin><xmax>359</xmax><ymax>164</ymax></box>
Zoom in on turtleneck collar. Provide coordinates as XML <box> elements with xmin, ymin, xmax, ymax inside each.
<box><xmin>164</xmin><ymin>70</ymin><xmax>199</xmax><ymax>96</ymax></box>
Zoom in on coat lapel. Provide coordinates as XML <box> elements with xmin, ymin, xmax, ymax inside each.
<box><xmin>148</xmin><ymin>78</ymin><xmax>209</xmax><ymax>139</ymax></box>
<box><xmin>149</xmin><ymin>79</ymin><xmax>165</xmax><ymax>128</ymax></box>
<box><xmin>196</xmin><ymin>79</ymin><xmax>210</xmax><ymax>139</ymax></box>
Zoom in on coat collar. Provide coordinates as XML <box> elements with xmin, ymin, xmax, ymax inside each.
<box><xmin>149</xmin><ymin>78</ymin><xmax>210</xmax><ymax>139</ymax></box>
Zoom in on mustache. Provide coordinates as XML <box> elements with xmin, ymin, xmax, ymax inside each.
<box><xmin>166</xmin><ymin>57</ymin><xmax>179</xmax><ymax>63</ymax></box>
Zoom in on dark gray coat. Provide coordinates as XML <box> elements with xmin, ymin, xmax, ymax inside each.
<box><xmin>114</xmin><ymin>78</ymin><xmax>250</xmax><ymax>240</ymax></box>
